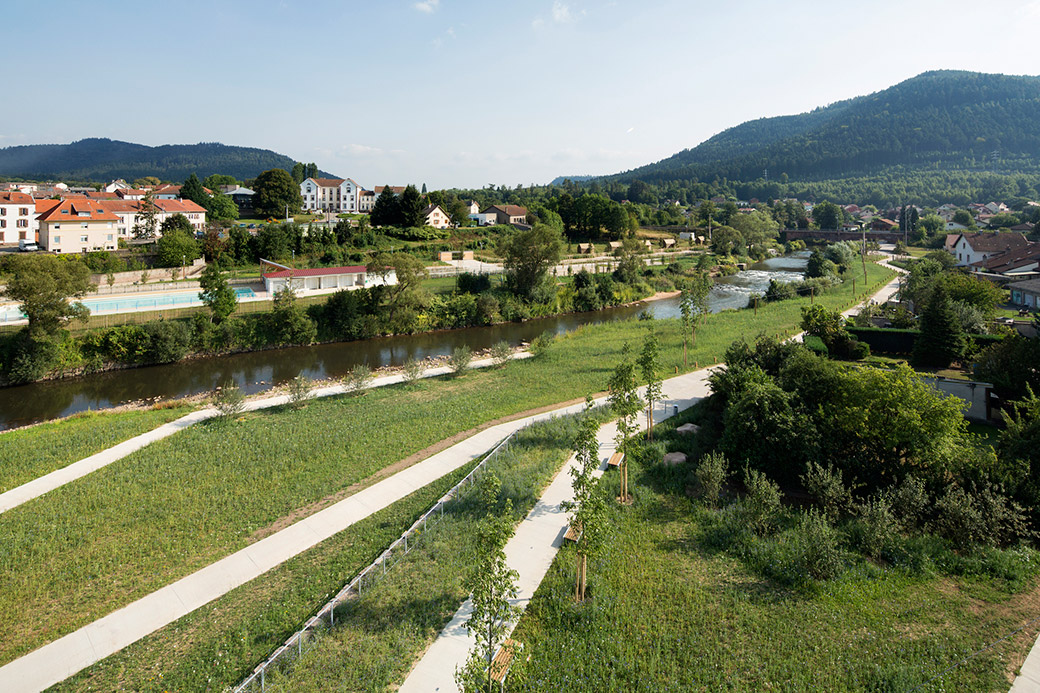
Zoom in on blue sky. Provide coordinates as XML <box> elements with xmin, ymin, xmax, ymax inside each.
<box><xmin>2</xmin><ymin>0</ymin><xmax>1039</xmax><ymax>188</ymax></box>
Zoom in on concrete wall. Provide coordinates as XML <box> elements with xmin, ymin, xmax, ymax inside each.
<box><xmin>920</xmin><ymin>376</ymin><xmax>994</xmax><ymax>422</ymax></box>
<box><xmin>90</xmin><ymin>258</ymin><xmax>205</xmax><ymax>287</ymax></box>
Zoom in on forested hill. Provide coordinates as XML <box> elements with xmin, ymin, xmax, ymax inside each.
<box><xmin>0</xmin><ymin>138</ymin><xmax>315</xmax><ymax>183</ymax></box>
<box><xmin>597</xmin><ymin>71</ymin><xmax>1040</xmax><ymax>203</ymax></box>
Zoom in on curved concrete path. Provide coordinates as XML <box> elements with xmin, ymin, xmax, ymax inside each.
<box><xmin>0</xmin><ymin>353</ymin><xmax>531</xmax><ymax>516</ymax></box>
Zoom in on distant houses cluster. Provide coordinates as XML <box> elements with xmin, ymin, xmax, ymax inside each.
<box><xmin>1</xmin><ymin>180</ymin><xmax>206</xmax><ymax>253</ymax></box>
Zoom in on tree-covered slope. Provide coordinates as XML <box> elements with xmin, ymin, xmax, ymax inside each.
<box><xmin>0</xmin><ymin>138</ymin><xmax>313</xmax><ymax>182</ymax></box>
<box><xmin>604</xmin><ymin>71</ymin><xmax>1040</xmax><ymax>186</ymax></box>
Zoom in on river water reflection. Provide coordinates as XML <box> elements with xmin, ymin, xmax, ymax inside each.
<box><xmin>0</xmin><ymin>253</ymin><xmax>807</xmax><ymax>429</ymax></box>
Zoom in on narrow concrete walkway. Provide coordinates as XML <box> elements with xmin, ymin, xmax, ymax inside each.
<box><xmin>1011</xmin><ymin>640</ymin><xmax>1040</xmax><ymax>692</ymax></box>
<box><xmin>0</xmin><ymin>353</ymin><xmax>531</xmax><ymax>516</ymax></box>
<box><xmin>0</xmin><ymin>369</ymin><xmax>603</xmax><ymax>693</ymax></box>
<box><xmin>399</xmin><ymin>371</ymin><xmax>712</xmax><ymax>693</ymax></box>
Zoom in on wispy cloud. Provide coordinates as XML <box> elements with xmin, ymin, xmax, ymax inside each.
<box><xmin>414</xmin><ymin>0</ymin><xmax>439</xmax><ymax>13</ymax></box>
<box><xmin>551</xmin><ymin>1</ymin><xmax>573</xmax><ymax>23</ymax></box>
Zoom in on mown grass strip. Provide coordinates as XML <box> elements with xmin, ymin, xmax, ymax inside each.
<box><xmin>53</xmin><ymin>414</ymin><xmax>583</xmax><ymax>692</ymax></box>
<box><xmin>0</xmin><ymin>405</ymin><xmax>194</xmax><ymax>493</ymax></box>
<box><xmin>0</xmin><ymin>262</ymin><xmax>894</xmax><ymax>666</ymax></box>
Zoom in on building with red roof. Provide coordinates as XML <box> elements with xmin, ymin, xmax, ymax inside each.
<box><xmin>0</xmin><ymin>191</ymin><xmax>36</xmax><ymax>245</ymax></box>
<box><xmin>261</xmin><ymin>263</ymin><xmax>398</xmax><ymax>294</ymax></box>
<box><xmin>37</xmin><ymin>199</ymin><xmax>120</xmax><ymax>253</ymax></box>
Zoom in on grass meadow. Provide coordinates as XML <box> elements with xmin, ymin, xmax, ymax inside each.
<box><xmin>508</xmin><ymin>409</ymin><xmax>1040</xmax><ymax>692</ymax></box>
<box><xmin>0</xmin><ymin>404</ymin><xmax>194</xmax><ymax>493</ymax></box>
<box><xmin>0</xmin><ymin>262</ymin><xmax>893</xmax><ymax>667</ymax></box>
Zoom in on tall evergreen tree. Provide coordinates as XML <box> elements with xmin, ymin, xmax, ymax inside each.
<box><xmin>370</xmin><ymin>185</ymin><xmax>400</xmax><ymax>226</ymax></box>
<box><xmin>912</xmin><ymin>283</ymin><xmax>966</xmax><ymax>368</ymax></box>
<box><xmin>180</xmin><ymin>173</ymin><xmax>209</xmax><ymax>207</ymax></box>
<box><xmin>398</xmin><ymin>184</ymin><xmax>425</xmax><ymax>227</ymax></box>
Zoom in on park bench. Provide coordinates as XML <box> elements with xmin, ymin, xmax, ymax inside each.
<box><xmin>563</xmin><ymin>520</ymin><xmax>582</xmax><ymax>543</ymax></box>
<box><xmin>490</xmin><ymin>639</ymin><xmax>523</xmax><ymax>691</ymax></box>
<box><xmin>607</xmin><ymin>451</ymin><xmax>624</xmax><ymax>469</ymax></box>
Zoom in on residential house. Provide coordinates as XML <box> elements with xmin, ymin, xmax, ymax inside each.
<box><xmin>462</xmin><ymin>200</ymin><xmax>480</xmax><ymax>215</ymax></box>
<box><xmin>37</xmin><ymin>199</ymin><xmax>120</xmax><ymax>253</ymax></box>
<box><xmin>422</xmin><ymin>204</ymin><xmax>451</xmax><ymax>229</ymax></box>
<box><xmin>299</xmin><ymin>177</ymin><xmax>364</xmax><ymax>213</ymax></box>
<box><xmin>945</xmin><ymin>221</ymin><xmax>969</xmax><ymax>232</ymax></box>
<box><xmin>485</xmin><ymin>204</ymin><xmax>528</xmax><ymax>226</ymax></box>
<box><xmin>0</xmin><ymin>192</ymin><xmax>36</xmax><ymax>244</ymax></box>
<box><xmin>1010</xmin><ymin>223</ymin><xmax>1035</xmax><ymax>233</ymax></box>
<box><xmin>969</xmin><ymin>243</ymin><xmax>1040</xmax><ymax>277</ymax></box>
<box><xmin>103</xmin><ymin>179</ymin><xmax>130</xmax><ymax>193</ymax></box>
<box><xmin>870</xmin><ymin>218</ymin><xmax>899</xmax><ymax>231</ymax></box>
<box><xmin>1009</xmin><ymin>278</ymin><xmax>1040</xmax><ymax>309</ymax></box>
<box><xmin>95</xmin><ymin>199</ymin><xmax>207</xmax><ymax>238</ymax></box>
<box><xmin>950</xmin><ymin>231</ymin><xmax>1030</xmax><ymax>267</ymax></box>
<box><xmin>222</xmin><ymin>186</ymin><xmax>255</xmax><ymax>216</ymax></box>
<box><xmin>358</xmin><ymin>190</ymin><xmax>376</xmax><ymax>213</ymax></box>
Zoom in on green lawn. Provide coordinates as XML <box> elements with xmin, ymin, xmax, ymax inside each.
<box><xmin>509</xmin><ymin>411</ymin><xmax>1040</xmax><ymax>692</ymax></box>
<box><xmin>0</xmin><ymin>261</ymin><xmax>894</xmax><ymax>666</ymax></box>
<box><xmin>0</xmin><ymin>405</ymin><xmax>194</xmax><ymax>493</ymax></box>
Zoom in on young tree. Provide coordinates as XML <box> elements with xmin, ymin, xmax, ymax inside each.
<box><xmin>198</xmin><ymin>264</ymin><xmax>237</xmax><ymax>323</ymax></box>
<box><xmin>1</xmin><ymin>254</ymin><xmax>93</xmax><ymax>340</ymax></box>
<box><xmin>156</xmin><ymin>216</ymin><xmax>201</xmax><ymax>268</ymax></box>
<box><xmin>367</xmin><ymin>252</ymin><xmax>429</xmax><ymax>330</ymax></box>
<box><xmin>252</xmin><ymin>168</ymin><xmax>303</xmax><ymax>218</ymax></box>
<box><xmin>206</xmin><ymin>191</ymin><xmax>240</xmax><ymax>221</ymax></box>
<box><xmin>608</xmin><ymin>345</ymin><xmax>642</xmax><ymax>503</ymax></box>
<box><xmin>680</xmin><ymin>272</ymin><xmax>712</xmax><ymax>365</ymax></box>
<box><xmin>456</xmin><ymin>474</ymin><xmax>521</xmax><ymax>693</ymax></box>
<box><xmin>638</xmin><ymin>327</ymin><xmax>662</xmax><ymax>440</ymax></box>
<box><xmin>562</xmin><ymin>397</ymin><xmax>607</xmax><ymax>601</ymax></box>
<box><xmin>697</xmin><ymin>200</ymin><xmax>717</xmax><ymax>238</ymax></box>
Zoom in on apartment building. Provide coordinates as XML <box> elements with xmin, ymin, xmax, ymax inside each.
<box><xmin>37</xmin><ymin>199</ymin><xmax>120</xmax><ymax>253</ymax></box>
<box><xmin>0</xmin><ymin>192</ymin><xmax>36</xmax><ymax>244</ymax></box>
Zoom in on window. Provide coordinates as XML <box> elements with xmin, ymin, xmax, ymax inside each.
<box><xmin>0</xmin><ymin>208</ymin><xmax>5</xmax><ymax>215</ymax></box>
<box><xmin>106</xmin><ymin>235</ymin><xmax>113</xmax><ymax>241</ymax></box>
<box><xmin>0</xmin><ymin>220</ymin><xmax>4</xmax><ymax>228</ymax></box>
<box><xmin>54</xmin><ymin>223</ymin><xmax>60</xmax><ymax>229</ymax></box>
<box><xmin>19</xmin><ymin>208</ymin><xmax>28</xmax><ymax>215</ymax></box>
<box><xmin>81</xmin><ymin>223</ymin><xmax>88</xmax><ymax>229</ymax></box>
<box><xmin>17</xmin><ymin>219</ymin><xmax>27</xmax><ymax>228</ymax></box>
<box><xmin>81</xmin><ymin>235</ymin><xmax>88</xmax><ymax>243</ymax></box>
<box><xmin>53</xmin><ymin>236</ymin><xmax>60</xmax><ymax>244</ymax></box>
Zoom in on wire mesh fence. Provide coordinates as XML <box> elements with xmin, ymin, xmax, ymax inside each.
<box><xmin>233</xmin><ymin>429</ymin><xmax>517</xmax><ymax>693</ymax></box>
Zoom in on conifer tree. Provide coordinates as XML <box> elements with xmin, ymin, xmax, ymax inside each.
<box><xmin>912</xmin><ymin>283</ymin><xmax>966</xmax><ymax>368</ymax></box>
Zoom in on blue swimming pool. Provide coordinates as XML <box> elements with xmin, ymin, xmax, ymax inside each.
<box><xmin>0</xmin><ymin>287</ymin><xmax>256</xmax><ymax>323</ymax></box>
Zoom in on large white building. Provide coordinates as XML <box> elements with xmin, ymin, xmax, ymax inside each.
<box><xmin>37</xmin><ymin>199</ymin><xmax>120</xmax><ymax>253</ymax></box>
<box><xmin>262</xmin><ymin>265</ymin><xmax>398</xmax><ymax>294</ymax></box>
<box><xmin>0</xmin><ymin>191</ymin><xmax>36</xmax><ymax>244</ymax></box>
<box><xmin>300</xmin><ymin>177</ymin><xmax>365</xmax><ymax>213</ymax></box>
<box><xmin>96</xmin><ymin>199</ymin><xmax>207</xmax><ymax>238</ymax></box>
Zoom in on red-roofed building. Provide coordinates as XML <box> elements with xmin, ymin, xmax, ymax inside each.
<box><xmin>95</xmin><ymin>198</ymin><xmax>207</xmax><ymax>237</ymax></box>
<box><xmin>261</xmin><ymin>264</ymin><xmax>398</xmax><ymax>294</ymax></box>
<box><xmin>0</xmin><ymin>191</ymin><xmax>36</xmax><ymax>244</ymax></box>
<box><xmin>37</xmin><ymin>199</ymin><xmax>120</xmax><ymax>252</ymax></box>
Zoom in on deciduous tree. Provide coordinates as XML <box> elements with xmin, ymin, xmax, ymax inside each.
<box><xmin>252</xmin><ymin>168</ymin><xmax>303</xmax><ymax>218</ymax></box>
<box><xmin>198</xmin><ymin>264</ymin><xmax>237</xmax><ymax>323</ymax></box>
<box><xmin>1</xmin><ymin>255</ymin><xmax>93</xmax><ymax>340</ymax></box>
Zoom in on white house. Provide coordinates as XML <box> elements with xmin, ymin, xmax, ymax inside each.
<box><xmin>96</xmin><ymin>199</ymin><xmax>207</xmax><ymax>238</ymax></box>
<box><xmin>423</xmin><ymin>204</ymin><xmax>451</xmax><ymax>229</ymax></box>
<box><xmin>0</xmin><ymin>191</ymin><xmax>36</xmax><ymax>244</ymax></box>
<box><xmin>300</xmin><ymin>177</ymin><xmax>365</xmax><ymax>213</ymax></box>
<box><xmin>950</xmin><ymin>231</ymin><xmax>1030</xmax><ymax>267</ymax></box>
<box><xmin>262</xmin><ymin>265</ymin><xmax>398</xmax><ymax>294</ymax></box>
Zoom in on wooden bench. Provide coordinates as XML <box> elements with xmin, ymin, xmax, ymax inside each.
<box><xmin>563</xmin><ymin>521</ymin><xmax>582</xmax><ymax>543</ymax></box>
<box><xmin>490</xmin><ymin>639</ymin><xmax>523</xmax><ymax>690</ymax></box>
<box><xmin>607</xmin><ymin>451</ymin><xmax>624</xmax><ymax>469</ymax></box>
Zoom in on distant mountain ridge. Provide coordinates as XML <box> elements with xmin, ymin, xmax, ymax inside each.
<box><xmin>595</xmin><ymin>70</ymin><xmax>1040</xmax><ymax>197</ymax></box>
<box><xmin>0</xmin><ymin>138</ymin><xmax>329</xmax><ymax>183</ymax></box>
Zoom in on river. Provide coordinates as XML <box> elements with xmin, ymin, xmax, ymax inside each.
<box><xmin>0</xmin><ymin>254</ymin><xmax>807</xmax><ymax>429</ymax></box>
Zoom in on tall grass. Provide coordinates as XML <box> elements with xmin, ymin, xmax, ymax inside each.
<box><xmin>0</xmin><ymin>262</ymin><xmax>894</xmax><ymax>666</ymax></box>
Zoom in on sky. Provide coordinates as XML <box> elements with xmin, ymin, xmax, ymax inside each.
<box><xmin>2</xmin><ymin>0</ymin><xmax>1039</xmax><ymax>189</ymax></box>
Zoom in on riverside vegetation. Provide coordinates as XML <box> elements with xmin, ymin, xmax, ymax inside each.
<box><xmin>0</xmin><ymin>261</ymin><xmax>892</xmax><ymax>681</ymax></box>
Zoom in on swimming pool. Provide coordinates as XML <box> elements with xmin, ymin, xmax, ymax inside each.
<box><xmin>0</xmin><ymin>287</ymin><xmax>256</xmax><ymax>323</ymax></box>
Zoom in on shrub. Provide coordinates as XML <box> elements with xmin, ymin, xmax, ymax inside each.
<box><xmin>934</xmin><ymin>484</ymin><xmax>985</xmax><ymax>550</ymax></box>
<box><xmin>529</xmin><ymin>331</ymin><xmax>555</xmax><ymax>357</ymax></box>
<box><xmin>796</xmin><ymin>509</ymin><xmax>845</xmax><ymax>580</ymax></box>
<box><xmin>213</xmin><ymin>383</ymin><xmax>245</xmax><ymax>420</ymax></box>
<box><xmin>490</xmin><ymin>341</ymin><xmax>512</xmax><ymax>367</ymax></box>
<box><xmin>142</xmin><ymin>320</ymin><xmax>192</xmax><ymax>364</ymax></box>
<box><xmin>857</xmin><ymin>495</ymin><xmax>898</xmax><ymax>559</ymax></box>
<box><xmin>402</xmin><ymin>357</ymin><xmax>425</xmax><ymax>384</ymax></box>
<box><xmin>803</xmin><ymin>335</ymin><xmax>828</xmax><ymax>356</ymax></box>
<box><xmin>742</xmin><ymin>468</ymin><xmax>782</xmax><ymax>535</ymax></box>
<box><xmin>345</xmin><ymin>363</ymin><xmax>373</xmax><ymax>393</ymax></box>
<box><xmin>449</xmin><ymin>346</ymin><xmax>473</xmax><ymax>375</ymax></box>
<box><xmin>888</xmin><ymin>475</ymin><xmax>929</xmax><ymax>532</ymax></box>
<box><xmin>764</xmin><ymin>279</ymin><xmax>795</xmax><ymax>302</ymax></box>
<box><xmin>457</xmin><ymin>272</ymin><xmax>491</xmax><ymax>294</ymax></box>
<box><xmin>695</xmin><ymin>451</ymin><xmax>729</xmax><ymax>507</ymax></box>
<box><xmin>287</xmin><ymin>374</ymin><xmax>313</xmax><ymax>409</ymax></box>
<box><xmin>801</xmin><ymin>461</ymin><xmax>858</xmax><ymax>523</ymax></box>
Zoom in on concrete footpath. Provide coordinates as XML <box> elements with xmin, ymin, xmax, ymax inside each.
<box><xmin>399</xmin><ymin>371</ymin><xmax>712</xmax><ymax>693</ymax></box>
<box><xmin>0</xmin><ymin>353</ymin><xmax>532</xmax><ymax>516</ymax></box>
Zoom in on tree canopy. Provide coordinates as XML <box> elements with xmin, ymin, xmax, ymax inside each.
<box><xmin>252</xmin><ymin>168</ymin><xmax>303</xmax><ymax>218</ymax></box>
<box><xmin>1</xmin><ymin>255</ymin><xmax>93</xmax><ymax>339</ymax></box>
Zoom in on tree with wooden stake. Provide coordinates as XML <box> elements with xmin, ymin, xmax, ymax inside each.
<box><xmin>608</xmin><ymin>345</ymin><xmax>641</xmax><ymax>504</ymax></box>
<box><xmin>456</xmin><ymin>474</ymin><xmax>521</xmax><ymax>693</ymax></box>
<box><xmin>562</xmin><ymin>397</ymin><xmax>608</xmax><ymax>602</ymax></box>
<box><xmin>638</xmin><ymin>326</ymin><xmax>663</xmax><ymax>441</ymax></box>
<box><xmin>679</xmin><ymin>272</ymin><xmax>713</xmax><ymax>367</ymax></box>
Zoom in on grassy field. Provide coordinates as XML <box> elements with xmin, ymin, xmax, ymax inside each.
<box><xmin>0</xmin><ymin>262</ymin><xmax>894</xmax><ymax>666</ymax></box>
<box><xmin>509</xmin><ymin>410</ymin><xmax>1040</xmax><ymax>692</ymax></box>
<box><xmin>0</xmin><ymin>404</ymin><xmax>194</xmax><ymax>493</ymax></box>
